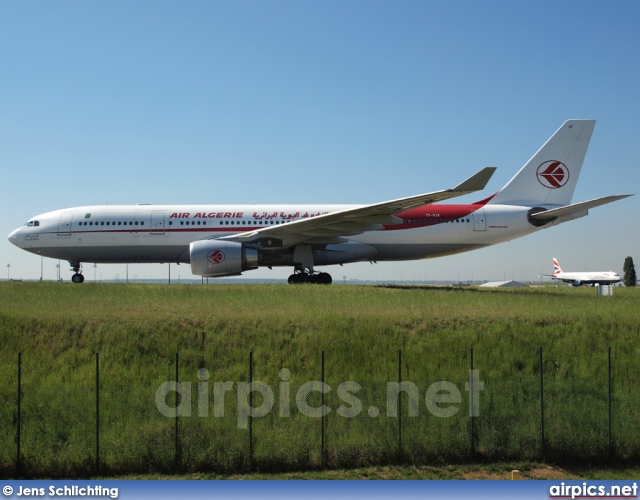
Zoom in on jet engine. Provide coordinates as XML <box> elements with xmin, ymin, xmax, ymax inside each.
<box><xmin>190</xmin><ymin>240</ymin><xmax>258</xmax><ymax>277</ymax></box>
<box><xmin>572</xmin><ymin>280</ymin><xmax>582</xmax><ymax>287</ymax></box>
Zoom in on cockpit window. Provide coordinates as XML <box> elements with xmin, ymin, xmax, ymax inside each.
<box><xmin>25</xmin><ymin>221</ymin><xmax>40</xmax><ymax>227</ymax></box>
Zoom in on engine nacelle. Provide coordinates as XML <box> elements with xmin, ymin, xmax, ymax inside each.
<box><xmin>190</xmin><ymin>240</ymin><xmax>259</xmax><ymax>277</ymax></box>
<box><xmin>572</xmin><ymin>280</ymin><xmax>582</xmax><ymax>287</ymax></box>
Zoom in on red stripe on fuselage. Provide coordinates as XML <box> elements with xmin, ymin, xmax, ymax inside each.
<box><xmin>41</xmin><ymin>227</ymin><xmax>255</xmax><ymax>236</ymax></box>
<box><xmin>384</xmin><ymin>202</ymin><xmax>487</xmax><ymax>230</ymax></box>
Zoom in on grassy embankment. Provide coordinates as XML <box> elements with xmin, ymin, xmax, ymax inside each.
<box><xmin>0</xmin><ymin>282</ymin><xmax>638</xmax><ymax>477</ymax></box>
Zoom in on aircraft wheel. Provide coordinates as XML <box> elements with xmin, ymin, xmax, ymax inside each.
<box><xmin>319</xmin><ymin>273</ymin><xmax>332</xmax><ymax>285</ymax></box>
<box><xmin>72</xmin><ymin>273</ymin><xmax>84</xmax><ymax>284</ymax></box>
<box><xmin>288</xmin><ymin>274</ymin><xmax>299</xmax><ymax>284</ymax></box>
<box><xmin>297</xmin><ymin>273</ymin><xmax>309</xmax><ymax>284</ymax></box>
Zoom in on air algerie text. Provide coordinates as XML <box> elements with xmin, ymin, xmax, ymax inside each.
<box><xmin>169</xmin><ymin>212</ymin><xmax>244</xmax><ymax>219</ymax></box>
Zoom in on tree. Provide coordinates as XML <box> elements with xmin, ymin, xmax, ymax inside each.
<box><xmin>623</xmin><ymin>256</ymin><xmax>637</xmax><ymax>287</ymax></box>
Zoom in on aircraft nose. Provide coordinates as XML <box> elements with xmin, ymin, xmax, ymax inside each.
<box><xmin>8</xmin><ymin>227</ymin><xmax>25</xmax><ymax>248</ymax></box>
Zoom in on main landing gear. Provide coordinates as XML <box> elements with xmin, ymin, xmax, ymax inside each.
<box><xmin>287</xmin><ymin>271</ymin><xmax>332</xmax><ymax>285</ymax></box>
<box><xmin>69</xmin><ymin>261</ymin><xmax>85</xmax><ymax>283</ymax></box>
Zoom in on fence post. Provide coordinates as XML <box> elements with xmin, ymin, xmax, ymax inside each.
<box><xmin>398</xmin><ymin>349</ymin><xmax>402</xmax><ymax>463</ymax></box>
<box><xmin>608</xmin><ymin>346</ymin><xmax>612</xmax><ymax>457</ymax></box>
<box><xmin>321</xmin><ymin>350</ymin><xmax>325</xmax><ymax>469</ymax></box>
<box><xmin>470</xmin><ymin>347</ymin><xmax>474</xmax><ymax>456</ymax></box>
<box><xmin>249</xmin><ymin>351</ymin><xmax>253</xmax><ymax>471</ymax></box>
<box><xmin>174</xmin><ymin>352</ymin><xmax>179</xmax><ymax>471</ymax></box>
<box><xmin>539</xmin><ymin>346</ymin><xmax>545</xmax><ymax>456</ymax></box>
<box><xmin>17</xmin><ymin>352</ymin><xmax>21</xmax><ymax>476</ymax></box>
<box><xmin>95</xmin><ymin>352</ymin><xmax>100</xmax><ymax>475</ymax></box>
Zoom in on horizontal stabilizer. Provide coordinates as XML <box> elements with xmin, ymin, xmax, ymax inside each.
<box><xmin>530</xmin><ymin>195</ymin><xmax>633</xmax><ymax>220</ymax></box>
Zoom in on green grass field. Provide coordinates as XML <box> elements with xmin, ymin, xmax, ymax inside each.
<box><xmin>0</xmin><ymin>282</ymin><xmax>639</xmax><ymax>477</ymax></box>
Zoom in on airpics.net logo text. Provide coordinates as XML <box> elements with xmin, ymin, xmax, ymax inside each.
<box><xmin>549</xmin><ymin>482</ymin><xmax>638</xmax><ymax>499</ymax></box>
<box><xmin>155</xmin><ymin>369</ymin><xmax>485</xmax><ymax>429</ymax></box>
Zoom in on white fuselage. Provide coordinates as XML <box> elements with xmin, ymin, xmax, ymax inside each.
<box><xmin>551</xmin><ymin>271</ymin><xmax>621</xmax><ymax>285</ymax></box>
<box><xmin>8</xmin><ymin>202</ymin><xmax>551</xmax><ymax>267</ymax></box>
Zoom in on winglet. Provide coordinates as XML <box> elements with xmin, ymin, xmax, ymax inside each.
<box><xmin>452</xmin><ymin>166</ymin><xmax>496</xmax><ymax>193</ymax></box>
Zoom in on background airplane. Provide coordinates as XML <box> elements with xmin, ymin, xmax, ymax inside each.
<box><xmin>8</xmin><ymin>120</ymin><xmax>633</xmax><ymax>284</ymax></box>
<box><xmin>542</xmin><ymin>258</ymin><xmax>622</xmax><ymax>286</ymax></box>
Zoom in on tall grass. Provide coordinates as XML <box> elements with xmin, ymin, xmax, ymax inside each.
<box><xmin>0</xmin><ymin>282</ymin><xmax>639</xmax><ymax>477</ymax></box>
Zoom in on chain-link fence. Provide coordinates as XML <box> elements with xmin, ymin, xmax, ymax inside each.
<box><xmin>1</xmin><ymin>347</ymin><xmax>638</xmax><ymax>478</ymax></box>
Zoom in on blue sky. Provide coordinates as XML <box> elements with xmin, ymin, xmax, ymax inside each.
<box><xmin>1</xmin><ymin>1</ymin><xmax>638</xmax><ymax>282</ymax></box>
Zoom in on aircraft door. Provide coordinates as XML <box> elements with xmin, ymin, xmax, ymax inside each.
<box><xmin>473</xmin><ymin>210</ymin><xmax>486</xmax><ymax>231</ymax></box>
<box><xmin>151</xmin><ymin>212</ymin><xmax>165</xmax><ymax>235</ymax></box>
<box><xmin>57</xmin><ymin>211</ymin><xmax>74</xmax><ymax>235</ymax></box>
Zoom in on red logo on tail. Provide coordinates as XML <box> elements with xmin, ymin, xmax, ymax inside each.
<box><xmin>207</xmin><ymin>250</ymin><xmax>225</xmax><ymax>265</ymax></box>
<box><xmin>536</xmin><ymin>161</ymin><xmax>569</xmax><ymax>189</ymax></box>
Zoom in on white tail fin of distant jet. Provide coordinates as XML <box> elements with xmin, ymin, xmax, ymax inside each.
<box><xmin>488</xmin><ymin>120</ymin><xmax>596</xmax><ymax>206</ymax></box>
<box><xmin>553</xmin><ymin>257</ymin><xmax>562</xmax><ymax>276</ymax></box>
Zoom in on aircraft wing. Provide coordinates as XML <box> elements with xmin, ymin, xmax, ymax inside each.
<box><xmin>529</xmin><ymin>194</ymin><xmax>633</xmax><ymax>221</ymax></box>
<box><xmin>220</xmin><ymin>167</ymin><xmax>496</xmax><ymax>249</ymax></box>
<box><xmin>541</xmin><ymin>274</ymin><xmax>571</xmax><ymax>283</ymax></box>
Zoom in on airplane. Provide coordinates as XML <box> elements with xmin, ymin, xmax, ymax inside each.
<box><xmin>7</xmin><ymin>120</ymin><xmax>633</xmax><ymax>285</ymax></box>
<box><xmin>542</xmin><ymin>257</ymin><xmax>622</xmax><ymax>286</ymax></box>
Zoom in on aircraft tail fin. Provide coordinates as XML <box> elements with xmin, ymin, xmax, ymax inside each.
<box><xmin>553</xmin><ymin>258</ymin><xmax>562</xmax><ymax>276</ymax></box>
<box><xmin>487</xmin><ymin>120</ymin><xmax>596</xmax><ymax>206</ymax></box>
